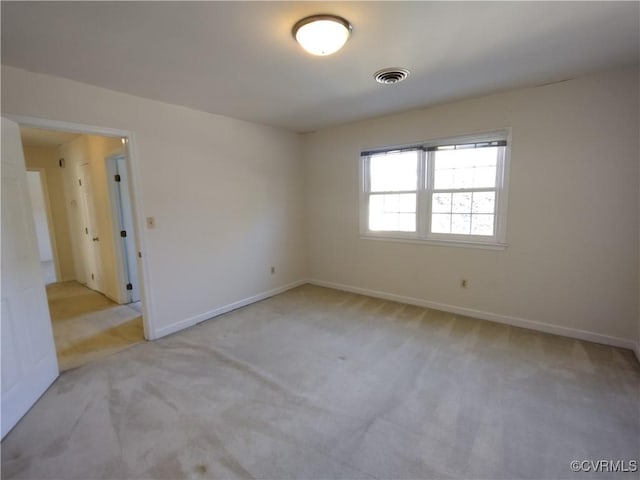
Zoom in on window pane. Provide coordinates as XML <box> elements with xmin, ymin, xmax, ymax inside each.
<box><xmin>432</xmin><ymin>193</ymin><xmax>451</xmax><ymax>213</ymax></box>
<box><xmin>472</xmin><ymin>192</ymin><xmax>495</xmax><ymax>213</ymax></box>
<box><xmin>384</xmin><ymin>194</ymin><xmax>399</xmax><ymax>212</ymax></box>
<box><xmin>369</xmin><ymin>193</ymin><xmax>416</xmax><ymax>232</ymax></box>
<box><xmin>370</xmin><ymin>151</ymin><xmax>418</xmax><ymax>192</ymax></box>
<box><xmin>471</xmin><ymin>214</ymin><xmax>494</xmax><ymax>236</ymax></box>
<box><xmin>398</xmin><ymin>214</ymin><xmax>416</xmax><ymax>232</ymax></box>
<box><xmin>431</xmin><ymin>214</ymin><xmax>451</xmax><ymax>233</ymax></box>
<box><xmin>473</xmin><ymin>167</ymin><xmax>497</xmax><ymax>188</ymax></box>
<box><xmin>451</xmin><ymin>192</ymin><xmax>472</xmax><ymax>213</ymax></box>
<box><xmin>457</xmin><ymin>168</ymin><xmax>475</xmax><ymax>189</ymax></box>
<box><xmin>451</xmin><ymin>214</ymin><xmax>471</xmax><ymax>234</ymax></box>
<box><xmin>434</xmin><ymin>146</ymin><xmax>500</xmax><ymax>189</ymax></box>
<box><xmin>433</xmin><ymin>169</ymin><xmax>454</xmax><ymax>189</ymax></box>
<box><xmin>398</xmin><ymin>193</ymin><xmax>416</xmax><ymax>212</ymax></box>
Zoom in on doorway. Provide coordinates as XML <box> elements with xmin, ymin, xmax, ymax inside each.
<box><xmin>46</xmin><ymin>281</ymin><xmax>143</xmax><ymax>371</ymax></box>
<box><xmin>18</xmin><ymin>122</ymin><xmax>150</xmax><ymax>371</ymax></box>
<box><xmin>25</xmin><ymin>169</ymin><xmax>58</xmax><ymax>285</ymax></box>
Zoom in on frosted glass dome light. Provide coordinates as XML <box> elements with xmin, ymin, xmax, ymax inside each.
<box><xmin>293</xmin><ymin>15</ymin><xmax>352</xmax><ymax>56</ymax></box>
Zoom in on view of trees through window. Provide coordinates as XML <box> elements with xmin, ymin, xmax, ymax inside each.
<box><xmin>431</xmin><ymin>146</ymin><xmax>499</xmax><ymax>236</ymax></box>
<box><xmin>361</xmin><ymin>134</ymin><xmax>508</xmax><ymax>245</ymax></box>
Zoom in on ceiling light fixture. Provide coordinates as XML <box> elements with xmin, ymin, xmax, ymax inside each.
<box><xmin>292</xmin><ymin>14</ymin><xmax>352</xmax><ymax>56</ymax></box>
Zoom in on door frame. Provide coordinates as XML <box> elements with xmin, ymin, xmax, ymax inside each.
<box><xmin>7</xmin><ymin>114</ymin><xmax>157</xmax><ymax>340</ymax></box>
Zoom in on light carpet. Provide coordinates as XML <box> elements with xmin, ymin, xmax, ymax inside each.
<box><xmin>47</xmin><ymin>281</ymin><xmax>144</xmax><ymax>371</ymax></box>
<box><xmin>2</xmin><ymin>285</ymin><xmax>638</xmax><ymax>479</ymax></box>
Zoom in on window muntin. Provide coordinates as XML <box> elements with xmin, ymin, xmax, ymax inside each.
<box><xmin>361</xmin><ymin>132</ymin><xmax>509</xmax><ymax>247</ymax></box>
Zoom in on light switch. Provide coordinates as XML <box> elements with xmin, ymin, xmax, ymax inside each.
<box><xmin>146</xmin><ymin>217</ymin><xmax>156</xmax><ymax>229</ymax></box>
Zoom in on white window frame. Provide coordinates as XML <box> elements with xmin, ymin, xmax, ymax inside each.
<box><xmin>359</xmin><ymin>129</ymin><xmax>511</xmax><ymax>250</ymax></box>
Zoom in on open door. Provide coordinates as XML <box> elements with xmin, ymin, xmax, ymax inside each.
<box><xmin>108</xmin><ymin>153</ymin><xmax>140</xmax><ymax>303</ymax></box>
<box><xmin>1</xmin><ymin>117</ymin><xmax>59</xmax><ymax>439</ymax></box>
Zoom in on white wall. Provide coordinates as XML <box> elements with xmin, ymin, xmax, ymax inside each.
<box><xmin>23</xmin><ymin>145</ymin><xmax>75</xmax><ymax>281</ymax></box>
<box><xmin>2</xmin><ymin>66</ymin><xmax>307</xmax><ymax>339</ymax></box>
<box><xmin>57</xmin><ymin>135</ymin><xmax>88</xmax><ymax>285</ymax></box>
<box><xmin>304</xmin><ymin>67</ymin><xmax>639</xmax><ymax>346</ymax></box>
<box><xmin>4</xmin><ymin>64</ymin><xmax>637</xmax><ymax>349</ymax></box>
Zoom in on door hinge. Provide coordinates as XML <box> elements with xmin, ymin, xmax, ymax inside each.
<box><xmin>114</xmin><ymin>174</ymin><xmax>121</xmax><ymax>182</ymax></box>
<box><xmin>126</xmin><ymin>283</ymin><xmax>133</xmax><ymax>291</ymax></box>
<box><xmin>78</xmin><ymin>179</ymin><xmax>82</xmax><ymax>186</ymax></box>
<box><xmin>91</xmin><ymin>273</ymin><xmax>95</xmax><ymax>280</ymax></box>
<box><xmin>85</xmin><ymin>227</ymin><xmax>89</xmax><ymax>234</ymax></box>
<box><xmin>120</xmin><ymin>230</ymin><xmax>127</xmax><ymax>238</ymax></box>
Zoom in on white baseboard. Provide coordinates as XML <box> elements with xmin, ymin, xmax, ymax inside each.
<box><xmin>308</xmin><ymin>279</ymin><xmax>638</xmax><ymax>353</ymax></box>
<box><xmin>154</xmin><ymin>280</ymin><xmax>307</xmax><ymax>339</ymax></box>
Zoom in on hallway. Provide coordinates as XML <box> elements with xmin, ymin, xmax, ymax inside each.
<box><xmin>47</xmin><ymin>281</ymin><xmax>144</xmax><ymax>371</ymax></box>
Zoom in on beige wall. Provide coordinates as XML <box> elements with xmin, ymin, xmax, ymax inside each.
<box><xmin>5</xmin><ymin>64</ymin><xmax>638</xmax><ymax>349</ymax></box>
<box><xmin>304</xmin><ymin>67</ymin><xmax>639</xmax><ymax>346</ymax></box>
<box><xmin>57</xmin><ymin>135</ymin><xmax>123</xmax><ymax>302</ymax></box>
<box><xmin>23</xmin><ymin>145</ymin><xmax>75</xmax><ymax>281</ymax></box>
<box><xmin>2</xmin><ymin>65</ymin><xmax>307</xmax><ymax>339</ymax></box>
<box><xmin>57</xmin><ymin>136</ymin><xmax>88</xmax><ymax>286</ymax></box>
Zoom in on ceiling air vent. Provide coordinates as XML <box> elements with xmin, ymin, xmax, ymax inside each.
<box><xmin>374</xmin><ymin>67</ymin><xmax>410</xmax><ymax>84</ymax></box>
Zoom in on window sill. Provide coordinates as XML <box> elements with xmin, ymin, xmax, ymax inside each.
<box><xmin>359</xmin><ymin>234</ymin><xmax>508</xmax><ymax>251</ymax></box>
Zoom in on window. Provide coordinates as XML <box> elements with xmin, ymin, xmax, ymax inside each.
<box><xmin>360</xmin><ymin>131</ymin><xmax>509</xmax><ymax>248</ymax></box>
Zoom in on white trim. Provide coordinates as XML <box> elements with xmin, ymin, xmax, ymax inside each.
<box><xmin>154</xmin><ymin>280</ymin><xmax>307</xmax><ymax>339</ymax></box>
<box><xmin>307</xmin><ymin>279</ymin><xmax>638</xmax><ymax>352</ymax></box>
<box><xmin>7</xmin><ymin>115</ymin><xmax>157</xmax><ymax>341</ymax></box>
<box><xmin>496</xmin><ymin>128</ymin><xmax>512</xmax><ymax>244</ymax></box>
<box><xmin>360</xmin><ymin>234</ymin><xmax>508</xmax><ymax>250</ymax></box>
<box><xmin>5</xmin><ymin>114</ymin><xmax>131</xmax><ymax>138</ymax></box>
<box><xmin>122</xmin><ymin>133</ymin><xmax>155</xmax><ymax>340</ymax></box>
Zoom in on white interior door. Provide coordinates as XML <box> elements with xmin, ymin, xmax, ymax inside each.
<box><xmin>1</xmin><ymin>117</ymin><xmax>59</xmax><ymax>439</ymax></box>
<box><xmin>77</xmin><ymin>163</ymin><xmax>101</xmax><ymax>291</ymax></box>
<box><xmin>114</xmin><ymin>155</ymin><xmax>140</xmax><ymax>303</ymax></box>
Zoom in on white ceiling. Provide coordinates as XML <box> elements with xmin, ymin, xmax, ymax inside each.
<box><xmin>20</xmin><ymin>126</ymin><xmax>80</xmax><ymax>148</ymax></box>
<box><xmin>2</xmin><ymin>2</ymin><xmax>639</xmax><ymax>133</ymax></box>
